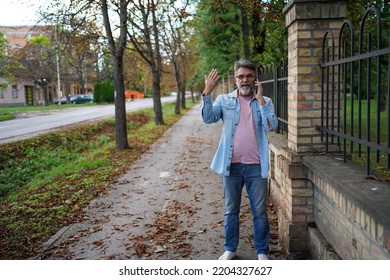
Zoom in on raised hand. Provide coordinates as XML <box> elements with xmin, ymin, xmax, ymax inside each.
<box><xmin>203</xmin><ymin>69</ymin><xmax>220</xmax><ymax>96</ymax></box>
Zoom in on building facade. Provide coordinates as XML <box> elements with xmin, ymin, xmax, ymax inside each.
<box><xmin>0</xmin><ymin>25</ymin><xmax>95</xmax><ymax>106</ymax></box>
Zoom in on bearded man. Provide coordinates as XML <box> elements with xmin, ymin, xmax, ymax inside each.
<box><xmin>200</xmin><ymin>58</ymin><xmax>278</xmax><ymax>260</ymax></box>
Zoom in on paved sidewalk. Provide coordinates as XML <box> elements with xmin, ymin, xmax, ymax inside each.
<box><xmin>39</xmin><ymin>106</ymin><xmax>286</xmax><ymax>260</ymax></box>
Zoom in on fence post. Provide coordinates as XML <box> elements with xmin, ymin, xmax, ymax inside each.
<box><xmin>276</xmin><ymin>0</ymin><xmax>347</xmax><ymax>257</ymax></box>
<box><xmin>274</xmin><ymin>67</ymin><xmax>280</xmax><ymax>133</ymax></box>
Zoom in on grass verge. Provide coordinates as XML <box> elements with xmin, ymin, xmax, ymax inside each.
<box><xmin>0</xmin><ymin>100</ymin><xmax>195</xmax><ymax>259</ymax></box>
<box><xmin>0</xmin><ymin>112</ymin><xmax>15</xmax><ymax>121</ymax></box>
<box><xmin>0</xmin><ymin>103</ymin><xmax>96</xmax><ymax>121</ymax></box>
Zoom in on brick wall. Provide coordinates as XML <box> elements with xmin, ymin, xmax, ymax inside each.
<box><xmin>269</xmin><ymin>130</ymin><xmax>390</xmax><ymax>260</ymax></box>
<box><xmin>305</xmin><ymin>156</ymin><xmax>390</xmax><ymax>259</ymax></box>
<box><xmin>267</xmin><ymin>0</ymin><xmax>390</xmax><ymax>260</ymax></box>
<box><xmin>268</xmin><ymin>133</ymin><xmax>314</xmax><ymax>256</ymax></box>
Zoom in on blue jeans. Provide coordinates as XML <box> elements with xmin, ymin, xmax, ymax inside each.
<box><xmin>222</xmin><ymin>163</ymin><xmax>269</xmax><ymax>254</ymax></box>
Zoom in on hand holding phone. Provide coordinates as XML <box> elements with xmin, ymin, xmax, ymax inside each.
<box><xmin>254</xmin><ymin>80</ymin><xmax>265</xmax><ymax>105</ymax></box>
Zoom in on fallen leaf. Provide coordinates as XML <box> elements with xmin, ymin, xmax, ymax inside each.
<box><xmin>365</xmin><ymin>174</ymin><xmax>382</xmax><ymax>181</ymax></box>
<box><xmin>154</xmin><ymin>245</ymin><xmax>166</xmax><ymax>253</ymax></box>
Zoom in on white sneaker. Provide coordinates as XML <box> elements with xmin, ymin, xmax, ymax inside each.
<box><xmin>218</xmin><ymin>251</ymin><xmax>237</xmax><ymax>260</ymax></box>
<box><xmin>258</xmin><ymin>254</ymin><xmax>269</xmax><ymax>260</ymax></box>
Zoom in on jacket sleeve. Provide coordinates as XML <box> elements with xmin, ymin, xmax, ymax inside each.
<box><xmin>200</xmin><ymin>95</ymin><xmax>223</xmax><ymax>124</ymax></box>
<box><xmin>259</xmin><ymin>96</ymin><xmax>278</xmax><ymax>133</ymax></box>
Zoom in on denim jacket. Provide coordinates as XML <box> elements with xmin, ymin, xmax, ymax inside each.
<box><xmin>201</xmin><ymin>90</ymin><xmax>278</xmax><ymax>178</ymax></box>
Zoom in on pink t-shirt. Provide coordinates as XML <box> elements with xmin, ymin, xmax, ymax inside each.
<box><xmin>231</xmin><ymin>95</ymin><xmax>260</xmax><ymax>164</ymax></box>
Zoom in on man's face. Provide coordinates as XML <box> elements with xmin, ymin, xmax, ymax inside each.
<box><xmin>235</xmin><ymin>67</ymin><xmax>256</xmax><ymax>96</ymax></box>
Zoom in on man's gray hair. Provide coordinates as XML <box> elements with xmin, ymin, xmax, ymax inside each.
<box><xmin>234</xmin><ymin>58</ymin><xmax>257</xmax><ymax>75</ymax></box>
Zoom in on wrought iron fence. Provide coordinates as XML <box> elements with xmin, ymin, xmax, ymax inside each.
<box><xmin>259</xmin><ymin>60</ymin><xmax>288</xmax><ymax>134</ymax></box>
<box><xmin>320</xmin><ymin>7</ymin><xmax>390</xmax><ymax>176</ymax></box>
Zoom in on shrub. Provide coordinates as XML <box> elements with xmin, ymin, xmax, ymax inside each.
<box><xmin>94</xmin><ymin>79</ymin><xmax>115</xmax><ymax>103</ymax></box>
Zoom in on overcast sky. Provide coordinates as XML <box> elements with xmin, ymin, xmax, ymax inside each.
<box><xmin>0</xmin><ymin>0</ymin><xmax>45</xmax><ymax>26</ymax></box>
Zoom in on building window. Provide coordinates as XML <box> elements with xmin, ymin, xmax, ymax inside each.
<box><xmin>12</xmin><ymin>85</ymin><xmax>18</xmax><ymax>98</ymax></box>
<box><xmin>0</xmin><ymin>88</ymin><xmax>3</xmax><ymax>99</ymax></box>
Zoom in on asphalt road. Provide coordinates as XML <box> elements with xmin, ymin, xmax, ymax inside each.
<box><xmin>0</xmin><ymin>96</ymin><xmax>176</xmax><ymax>144</ymax></box>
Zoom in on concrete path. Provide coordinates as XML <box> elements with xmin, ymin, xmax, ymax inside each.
<box><xmin>38</xmin><ymin>106</ymin><xmax>287</xmax><ymax>260</ymax></box>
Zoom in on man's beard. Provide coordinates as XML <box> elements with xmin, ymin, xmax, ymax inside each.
<box><xmin>239</xmin><ymin>84</ymin><xmax>253</xmax><ymax>96</ymax></box>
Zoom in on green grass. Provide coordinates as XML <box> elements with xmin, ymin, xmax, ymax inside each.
<box><xmin>0</xmin><ymin>112</ymin><xmax>15</xmax><ymax>121</ymax></box>
<box><xmin>344</xmin><ymin>98</ymin><xmax>387</xmax><ymax>143</ymax></box>
<box><xmin>0</xmin><ymin>100</ymin><xmax>196</xmax><ymax>259</ymax></box>
<box><xmin>334</xmin><ymin>98</ymin><xmax>390</xmax><ymax>180</ymax></box>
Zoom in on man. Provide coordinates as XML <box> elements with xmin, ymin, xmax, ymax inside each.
<box><xmin>200</xmin><ymin>59</ymin><xmax>278</xmax><ymax>260</ymax></box>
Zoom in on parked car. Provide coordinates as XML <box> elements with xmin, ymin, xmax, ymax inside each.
<box><xmin>55</xmin><ymin>94</ymin><xmax>94</xmax><ymax>104</ymax></box>
<box><xmin>55</xmin><ymin>95</ymin><xmax>72</xmax><ymax>104</ymax></box>
<box><xmin>71</xmin><ymin>94</ymin><xmax>94</xmax><ymax>104</ymax></box>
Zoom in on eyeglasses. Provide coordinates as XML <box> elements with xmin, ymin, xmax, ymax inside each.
<box><xmin>235</xmin><ymin>74</ymin><xmax>256</xmax><ymax>80</ymax></box>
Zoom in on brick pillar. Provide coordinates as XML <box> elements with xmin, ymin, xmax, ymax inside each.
<box><xmin>277</xmin><ymin>0</ymin><xmax>347</xmax><ymax>257</ymax></box>
<box><xmin>284</xmin><ymin>0</ymin><xmax>346</xmax><ymax>153</ymax></box>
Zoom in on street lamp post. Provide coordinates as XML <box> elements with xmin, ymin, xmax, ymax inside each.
<box><xmin>55</xmin><ymin>25</ymin><xmax>61</xmax><ymax>105</ymax></box>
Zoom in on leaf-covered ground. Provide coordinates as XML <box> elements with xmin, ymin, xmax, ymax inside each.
<box><xmin>0</xmin><ymin>104</ymin><xmax>186</xmax><ymax>259</ymax></box>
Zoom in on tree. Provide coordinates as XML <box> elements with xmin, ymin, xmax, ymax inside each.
<box><xmin>0</xmin><ymin>31</ymin><xmax>23</xmax><ymax>90</ymax></box>
<box><xmin>0</xmin><ymin>31</ymin><xmax>12</xmax><ymax>85</ymax></box>
<box><xmin>60</xmin><ymin>19</ymin><xmax>101</xmax><ymax>96</ymax></box>
<box><xmin>123</xmin><ymin>49</ymin><xmax>149</xmax><ymax>93</ymax></box>
<box><xmin>344</xmin><ymin>0</ymin><xmax>389</xmax><ymax>111</ymax></box>
<box><xmin>101</xmin><ymin>0</ymin><xmax>130</xmax><ymax>149</ymax></box>
<box><xmin>41</xmin><ymin>0</ymin><xmax>130</xmax><ymax>150</ymax></box>
<box><xmin>126</xmin><ymin>0</ymin><xmax>167</xmax><ymax>125</ymax></box>
<box><xmin>191</xmin><ymin>0</ymin><xmax>287</xmax><ymax>87</ymax></box>
<box><xmin>11</xmin><ymin>34</ymin><xmax>56</xmax><ymax>106</ymax></box>
<box><xmin>161</xmin><ymin>2</ymin><xmax>193</xmax><ymax>114</ymax></box>
<box><xmin>347</xmin><ymin>0</ymin><xmax>389</xmax><ymax>26</ymax></box>
<box><xmin>192</xmin><ymin>0</ymin><xmax>241</xmax><ymax>76</ymax></box>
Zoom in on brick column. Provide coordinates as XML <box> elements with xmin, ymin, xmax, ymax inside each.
<box><xmin>276</xmin><ymin>0</ymin><xmax>347</xmax><ymax>257</ymax></box>
<box><xmin>284</xmin><ymin>0</ymin><xmax>346</xmax><ymax>153</ymax></box>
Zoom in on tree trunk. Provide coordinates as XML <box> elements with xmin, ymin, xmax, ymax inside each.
<box><xmin>180</xmin><ymin>86</ymin><xmax>186</xmax><ymax>109</ymax></box>
<box><xmin>65</xmin><ymin>82</ymin><xmax>71</xmax><ymax>103</ymax></box>
<box><xmin>152</xmin><ymin>69</ymin><xmax>164</xmax><ymax>125</ymax></box>
<box><xmin>114</xmin><ymin>55</ymin><xmax>129</xmax><ymax>150</ymax></box>
<box><xmin>190</xmin><ymin>87</ymin><xmax>195</xmax><ymax>103</ymax></box>
<box><xmin>252</xmin><ymin>10</ymin><xmax>265</xmax><ymax>58</ymax></box>
<box><xmin>151</xmin><ymin>0</ymin><xmax>164</xmax><ymax>125</ymax></box>
<box><xmin>175</xmin><ymin>91</ymin><xmax>181</xmax><ymax>115</ymax></box>
<box><xmin>178</xmin><ymin>80</ymin><xmax>186</xmax><ymax>109</ymax></box>
<box><xmin>240</xmin><ymin>10</ymin><xmax>250</xmax><ymax>59</ymax></box>
<box><xmin>181</xmin><ymin>57</ymin><xmax>187</xmax><ymax>109</ymax></box>
<box><xmin>43</xmin><ymin>87</ymin><xmax>49</xmax><ymax>106</ymax></box>
<box><xmin>173</xmin><ymin>62</ymin><xmax>181</xmax><ymax>114</ymax></box>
